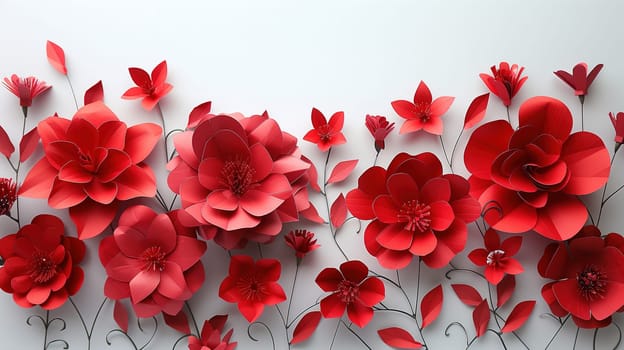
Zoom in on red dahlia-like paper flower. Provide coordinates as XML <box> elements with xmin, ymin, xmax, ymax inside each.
<box><xmin>480</xmin><ymin>62</ymin><xmax>527</xmax><ymax>107</ymax></box>
<box><xmin>346</xmin><ymin>152</ymin><xmax>481</xmax><ymax>269</ymax></box>
<box><xmin>167</xmin><ymin>112</ymin><xmax>313</xmax><ymax>249</ymax></box>
<box><xmin>218</xmin><ymin>255</ymin><xmax>286</xmax><ymax>323</ymax></box>
<box><xmin>0</xmin><ymin>215</ymin><xmax>85</xmax><ymax>310</ymax></box>
<box><xmin>315</xmin><ymin>260</ymin><xmax>384</xmax><ymax>328</ymax></box>
<box><xmin>468</xmin><ymin>229</ymin><xmax>523</xmax><ymax>285</ymax></box>
<box><xmin>464</xmin><ymin>96</ymin><xmax>610</xmax><ymax>240</ymax></box>
<box><xmin>188</xmin><ymin>315</ymin><xmax>237</xmax><ymax>350</ymax></box>
<box><xmin>122</xmin><ymin>60</ymin><xmax>173</xmax><ymax>111</ymax></box>
<box><xmin>19</xmin><ymin>102</ymin><xmax>161</xmax><ymax>239</ymax></box>
<box><xmin>303</xmin><ymin>108</ymin><xmax>346</xmax><ymax>152</ymax></box>
<box><xmin>0</xmin><ymin>178</ymin><xmax>17</xmax><ymax>216</ymax></box>
<box><xmin>99</xmin><ymin>205</ymin><xmax>207</xmax><ymax>318</ymax></box>
<box><xmin>365</xmin><ymin>115</ymin><xmax>394</xmax><ymax>152</ymax></box>
<box><xmin>554</xmin><ymin>62</ymin><xmax>603</xmax><ymax>100</ymax></box>
<box><xmin>538</xmin><ymin>226</ymin><xmax>624</xmax><ymax>328</ymax></box>
<box><xmin>284</xmin><ymin>229</ymin><xmax>320</xmax><ymax>260</ymax></box>
<box><xmin>391</xmin><ymin>81</ymin><xmax>454</xmax><ymax>135</ymax></box>
<box><xmin>2</xmin><ymin>74</ymin><xmax>51</xmax><ymax>108</ymax></box>
<box><xmin>609</xmin><ymin>112</ymin><xmax>624</xmax><ymax>146</ymax></box>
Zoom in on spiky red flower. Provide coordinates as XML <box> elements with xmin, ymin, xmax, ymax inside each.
<box><xmin>2</xmin><ymin>74</ymin><xmax>51</xmax><ymax>108</ymax></box>
<box><xmin>0</xmin><ymin>178</ymin><xmax>17</xmax><ymax>216</ymax></box>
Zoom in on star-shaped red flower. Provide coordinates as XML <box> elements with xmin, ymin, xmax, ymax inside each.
<box><xmin>303</xmin><ymin>108</ymin><xmax>346</xmax><ymax>152</ymax></box>
<box><xmin>122</xmin><ymin>60</ymin><xmax>173</xmax><ymax>111</ymax></box>
<box><xmin>391</xmin><ymin>81</ymin><xmax>454</xmax><ymax>135</ymax></box>
<box><xmin>468</xmin><ymin>229</ymin><xmax>523</xmax><ymax>285</ymax></box>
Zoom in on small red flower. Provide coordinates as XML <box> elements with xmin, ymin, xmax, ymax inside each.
<box><xmin>303</xmin><ymin>108</ymin><xmax>346</xmax><ymax>152</ymax></box>
<box><xmin>365</xmin><ymin>115</ymin><xmax>394</xmax><ymax>152</ymax></box>
<box><xmin>554</xmin><ymin>63</ymin><xmax>603</xmax><ymax>101</ymax></box>
<box><xmin>122</xmin><ymin>60</ymin><xmax>173</xmax><ymax>111</ymax></box>
<box><xmin>188</xmin><ymin>315</ymin><xmax>237</xmax><ymax>350</ymax></box>
<box><xmin>0</xmin><ymin>178</ymin><xmax>17</xmax><ymax>216</ymax></box>
<box><xmin>219</xmin><ymin>255</ymin><xmax>286</xmax><ymax>322</ymax></box>
<box><xmin>468</xmin><ymin>229</ymin><xmax>523</xmax><ymax>285</ymax></box>
<box><xmin>391</xmin><ymin>81</ymin><xmax>454</xmax><ymax>135</ymax></box>
<box><xmin>0</xmin><ymin>215</ymin><xmax>85</xmax><ymax>310</ymax></box>
<box><xmin>480</xmin><ymin>62</ymin><xmax>527</xmax><ymax>107</ymax></box>
<box><xmin>609</xmin><ymin>112</ymin><xmax>624</xmax><ymax>146</ymax></box>
<box><xmin>284</xmin><ymin>229</ymin><xmax>320</xmax><ymax>261</ymax></box>
<box><xmin>315</xmin><ymin>260</ymin><xmax>384</xmax><ymax>328</ymax></box>
<box><xmin>3</xmin><ymin>74</ymin><xmax>51</xmax><ymax>108</ymax></box>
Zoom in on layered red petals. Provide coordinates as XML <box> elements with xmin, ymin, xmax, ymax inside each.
<box><xmin>480</xmin><ymin>62</ymin><xmax>527</xmax><ymax>107</ymax></box>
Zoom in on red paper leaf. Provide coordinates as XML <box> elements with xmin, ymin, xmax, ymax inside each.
<box><xmin>497</xmin><ymin>275</ymin><xmax>516</xmax><ymax>308</ymax></box>
<box><xmin>19</xmin><ymin>127</ymin><xmax>39</xmax><ymax>163</ymax></box>
<box><xmin>330</xmin><ymin>193</ymin><xmax>347</xmax><ymax>229</ymax></box>
<box><xmin>163</xmin><ymin>310</ymin><xmax>190</xmax><ymax>334</ymax></box>
<box><xmin>327</xmin><ymin>160</ymin><xmax>358</xmax><ymax>184</ymax></box>
<box><xmin>0</xmin><ymin>125</ymin><xmax>15</xmax><ymax>158</ymax></box>
<box><xmin>501</xmin><ymin>300</ymin><xmax>535</xmax><ymax>333</ymax></box>
<box><xmin>473</xmin><ymin>299</ymin><xmax>490</xmax><ymax>337</ymax></box>
<box><xmin>300</xmin><ymin>203</ymin><xmax>325</xmax><ymax>224</ymax></box>
<box><xmin>113</xmin><ymin>301</ymin><xmax>129</xmax><ymax>333</ymax></box>
<box><xmin>291</xmin><ymin>311</ymin><xmax>321</xmax><ymax>345</ymax></box>
<box><xmin>46</xmin><ymin>40</ymin><xmax>67</xmax><ymax>75</ymax></box>
<box><xmin>421</xmin><ymin>284</ymin><xmax>443</xmax><ymax>329</ymax></box>
<box><xmin>451</xmin><ymin>284</ymin><xmax>482</xmax><ymax>307</ymax></box>
<box><xmin>187</xmin><ymin>101</ymin><xmax>212</xmax><ymax>128</ymax></box>
<box><xmin>84</xmin><ymin>80</ymin><xmax>104</xmax><ymax>105</ymax></box>
<box><xmin>463</xmin><ymin>93</ymin><xmax>490</xmax><ymax>130</ymax></box>
<box><xmin>378</xmin><ymin>327</ymin><xmax>423</xmax><ymax>349</ymax></box>
<box><xmin>302</xmin><ymin>155</ymin><xmax>321</xmax><ymax>192</ymax></box>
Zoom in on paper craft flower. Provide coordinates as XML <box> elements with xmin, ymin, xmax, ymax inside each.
<box><xmin>464</xmin><ymin>96</ymin><xmax>610</xmax><ymax>240</ymax></box>
<box><xmin>303</xmin><ymin>108</ymin><xmax>346</xmax><ymax>152</ymax></box>
<box><xmin>346</xmin><ymin>152</ymin><xmax>481</xmax><ymax>269</ymax></box>
<box><xmin>3</xmin><ymin>74</ymin><xmax>51</xmax><ymax>108</ymax></box>
<box><xmin>554</xmin><ymin>63</ymin><xmax>603</xmax><ymax>101</ymax></box>
<box><xmin>391</xmin><ymin>81</ymin><xmax>454</xmax><ymax>135</ymax></box>
<box><xmin>468</xmin><ymin>229</ymin><xmax>523</xmax><ymax>285</ymax></box>
<box><xmin>167</xmin><ymin>112</ymin><xmax>313</xmax><ymax>249</ymax></box>
<box><xmin>19</xmin><ymin>102</ymin><xmax>161</xmax><ymax>239</ymax></box>
<box><xmin>122</xmin><ymin>60</ymin><xmax>173</xmax><ymax>111</ymax></box>
<box><xmin>99</xmin><ymin>206</ymin><xmax>206</xmax><ymax>318</ymax></box>
<box><xmin>480</xmin><ymin>62</ymin><xmax>527</xmax><ymax>107</ymax></box>
<box><xmin>609</xmin><ymin>112</ymin><xmax>624</xmax><ymax>146</ymax></box>
<box><xmin>365</xmin><ymin>115</ymin><xmax>394</xmax><ymax>152</ymax></box>
<box><xmin>538</xmin><ymin>226</ymin><xmax>624</xmax><ymax>328</ymax></box>
<box><xmin>315</xmin><ymin>260</ymin><xmax>384</xmax><ymax>328</ymax></box>
<box><xmin>187</xmin><ymin>315</ymin><xmax>237</xmax><ymax>350</ymax></box>
<box><xmin>0</xmin><ymin>178</ymin><xmax>17</xmax><ymax>216</ymax></box>
<box><xmin>218</xmin><ymin>255</ymin><xmax>286</xmax><ymax>323</ymax></box>
<box><xmin>284</xmin><ymin>229</ymin><xmax>320</xmax><ymax>261</ymax></box>
<box><xmin>0</xmin><ymin>215</ymin><xmax>85</xmax><ymax>310</ymax></box>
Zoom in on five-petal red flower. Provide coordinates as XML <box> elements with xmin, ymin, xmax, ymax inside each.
<box><xmin>468</xmin><ymin>229</ymin><xmax>523</xmax><ymax>285</ymax></box>
<box><xmin>122</xmin><ymin>60</ymin><xmax>173</xmax><ymax>111</ymax></box>
<box><xmin>480</xmin><ymin>62</ymin><xmax>527</xmax><ymax>107</ymax></box>
<box><xmin>365</xmin><ymin>115</ymin><xmax>394</xmax><ymax>152</ymax></box>
<box><xmin>303</xmin><ymin>108</ymin><xmax>346</xmax><ymax>152</ymax></box>
<box><xmin>391</xmin><ymin>81</ymin><xmax>454</xmax><ymax>135</ymax></box>
<box><xmin>2</xmin><ymin>74</ymin><xmax>51</xmax><ymax>108</ymax></box>
<box><xmin>0</xmin><ymin>177</ymin><xmax>17</xmax><ymax>216</ymax></box>
<box><xmin>554</xmin><ymin>62</ymin><xmax>603</xmax><ymax>100</ymax></box>
<box><xmin>188</xmin><ymin>315</ymin><xmax>237</xmax><ymax>350</ymax></box>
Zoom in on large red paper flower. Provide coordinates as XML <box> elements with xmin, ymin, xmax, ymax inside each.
<box><xmin>346</xmin><ymin>152</ymin><xmax>481</xmax><ymax>269</ymax></box>
<box><xmin>391</xmin><ymin>81</ymin><xmax>454</xmax><ymax>135</ymax></box>
<box><xmin>365</xmin><ymin>115</ymin><xmax>394</xmax><ymax>152</ymax></box>
<box><xmin>99</xmin><ymin>206</ymin><xmax>206</xmax><ymax>318</ymax></box>
<box><xmin>315</xmin><ymin>260</ymin><xmax>384</xmax><ymax>328</ymax></box>
<box><xmin>464</xmin><ymin>96</ymin><xmax>610</xmax><ymax>240</ymax></box>
<box><xmin>468</xmin><ymin>229</ymin><xmax>523</xmax><ymax>285</ymax></box>
<box><xmin>218</xmin><ymin>255</ymin><xmax>286</xmax><ymax>323</ymax></box>
<box><xmin>303</xmin><ymin>108</ymin><xmax>346</xmax><ymax>152</ymax></box>
<box><xmin>188</xmin><ymin>315</ymin><xmax>237</xmax><ymax>350</ymax></box>
<box><xmin>122</xmin><ymin>60</ymin><xmax>173</xmax><ymax>111</ymax></box>
<box><xmin>19</xmin><ymin>102</ymin><xmax>161</xmax><ymax>239</ymax></box>
<box><xmin>480</xmin><ymin>62</ymin><xmax>527</xmax><ymax>107</ymax></box>
<box><xmin>554</xmin><ymin>62</ymin><xmax>603</xmax><ymax>99</ymax></box>
<box><xmin>167</xmin><ymin>112</ymin><xmax>313</xmax><ymax>249</ymax></box>
<box><xmin>0</xmin><ymin>178</ymin><xmax>17</xmax><ymax>216</ymax></box>
<box><xmin>2</xmin><ymin>74</ymin><xmax>51</xmax><ymax>108</ymax></box>
<box><xmin>0</xmin><ymin>215</ymin><xmax>85</xmax><ymax>310</ymax></box>
<box><xmin>538</xmin><ymin>226</ymin><xmax>624</xmax><ymax>328</ymax></box>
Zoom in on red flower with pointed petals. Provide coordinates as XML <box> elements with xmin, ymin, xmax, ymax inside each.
<box><xmin>609</xmin><ymin>112</ymin><xmax>624</xmax><ymax>145</ymax></box>
<box><xmin>188</xmin><ymin>315</ymin><xmax>237</xmax><ymax>350</ymax></box>
<box><xmin>315</xmin><ymin>260</ymin><xmax>384</xmax><ymax>328</ymax></box>
<box><xmin>99</xmin><ymin>206</ymin><xmax>207</xmax><ymax>318</ymax></box>
<box><xmin>391</xmin><ymin>81</ymin><xmax>454</xmax><ymax>135</ymax></box>
<box><xmin>468</xmin><ymin>229</ymin><xmax>523</xmax><ymax>285</ymax></box>
<box><xmin>303</xmin><ymin>108</ymin><xmax>346</xmax><ymax>151</ymax></box>
<box><xmin>0</xmin><ymin>215</ymin><xmax>85</xmax><ymax>310</ymax></box>
<box><xmin>3</xmin><ymin>74</ymin><xmax>51</xmax><ymax>108</ymax></box>
<box><xmin>0</xmin><ymin>178</ymin><xmax>17</xmax><ymax>216</ymax></box>
<box><xmin>554</xmin><ymin>63</ymin><xmax>603</xmax><ymax>100</ymax></box>
<box><xmin>19</xmin><ymin>102</ymin><xmax>161</xmax><ymax>239</ymax></box>
<box><xmin>122</xmin><ymin>60</ymin><xmax>173</xmax><ymax>111</ymax></box>
<box><xmin>479</xmin><ymin>62</ymin><xmax>527</xmax><ymax>107</ymax></box>
<box><xmin>464</xmin><ymin>96</ymin><xmax>610</xmax><ymax>240</ymax></box>
<box><xmin>284</xmin><ymin>229</ymin><xmax>320</xmax><ymax>261</ymax></box>
<box><xmin>365</xmin><ymin>115</ymin><xmax>394</xmax><ymax>152</ymax></box>
<box><xmin>219</xmin><ymin>255</ymin><xmax>286</xmax><ymax>323</ymax></box>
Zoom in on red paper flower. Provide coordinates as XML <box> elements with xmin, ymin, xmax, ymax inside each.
<box><xmin>2</xmin><ymin>74</ymin><xmax>51</xmax><ymax>108</ymax></box>
<box><xmin>122</xmin><ymin>60</ymin><xmax>173</xmax><ymax>111</ymax></box>
<box><xmin>284</xmin><ymin>229</ymin><xmax>320</xmax><ymax>261</ymax></box>
<box><xmin>609</xmin><ymin>112</ymin><xmax>624</xmax><ymax>146</ymax></box>
<box><xmin>468</xmin><ymin>229</ymin><xmax>523</xmax><ymax>285</ymax></box>
<box><xmin>464</xmin><ymin>96</ymin><xmax>610</xmax><ymax>240</ymax></box>
<box><xmin>391</xmin><ymin>81</ymin><xmax>454</xmax><ymax>135</ymax></box>
<box><xmin>365</xmin><ymin>115</ymin><xmax>394</xmax><ymax>152</ymax></box>
<box><xmin>554</xmin><ymin>63</ymin><xmax>603</xmax><ymax>100</ymax></box>
<box><xmin>99</xmin><ymin>205</ymin><xmax>207</xmax><ymax>318</ymax></box>
<box><xmin>538</xmin><ymin>226</ymin><xmax>624</xmax><ymax>328</ymax></box>
<box><xmin>188</xmin><ymin>315</ymin><xmax>237</xmax><ymax>350</ymax></box>
<box><xmin>346</xmin><ymin>152</ymin><xmax>481</xmax><ymax>269</ymax></box>
<box><xmin>218</xmin><ymin>255</ymin><xmax>286</xmax><ymax>322</ymax></box>
<box><xmin>303</xmin><ymin>108</ymin><xmax>346</xmax><ymax>152</ymax></box>
<box><xmin>0</xmin><ymin>215</ymin><xmax>85</xmax><ymax>310</ymax></box>
<box><xmin>479</xmin><ymin>62</ymin><xmax>527</xmax><ymax>107</ymax></box>
<box><xmin>0</xmin><ymin>178</ymin><xmax>17</xmax><ymax>216</ymax></box>
<box><xmin>167</xmin><ymin>112</ymin><xmax>313</xmax><ymax>249</ymax></box>
<box><xmin>315</xmin><ymin>260</ymin><xmax>384</xmax><ymax>328</ymax></box>
<box><xmin>19</xmin><ymin>102</ymin><xmax>161</xmax><ymax>239</ymax></box>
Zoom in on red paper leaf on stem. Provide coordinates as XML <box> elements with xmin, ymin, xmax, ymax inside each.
<box><xmin>463</xmin><ymin>93</ymin><xmax>490</xmax><ymax>130</ymax></box>
<box><xmin>0</xmin><ymin>126</ymin><xmax>15</xmax><ymax>158</ymax></box>
<box><xmin>163</xmin><ymin>310</ymin><xmax>190</xmax><ymax>334</ymax></box>
<box><xmin>291</xmin><ymin>311</ymin><xmax>322</xmax><ymax>345</ymax></box>
<box><xmin>300</xmin><ymin>202</ymin><xmax>325</xmax><ymax>224</ymax></box>
<box><xmin>330</xmin><ymin>193</ymin><xmax>347</xmax><ymax>229</ymax></box>
<box><xmin>451</xmin><ymin>284</ymin><xmax>483</xmax><ymax>307</ymax></box>
<box><xmin>19</xmin><ymin>127</ymin><xmax>39</xmax><ymax>163</ymax></box>
<box><xmin>302</xmin><ymin>155</ymin><xmax>320</xmax><ymax>192</ymax></box>
<box><xmin>187</xmin><ymin>101</ymin><xmax>212</xmax><ymax>128</ymax></box>
<box><xmin>421</xmin><ymin>284</ymin><xmax>443</xmax><ymax>329</ymax></box>
<box><xmin>497</xmin><ymin>275</ymin><xmax>516</xmax><ymax>308</ymax></box>
<box><xmin>378</xmin><ymin>327</ymin><xmax>423</xmax><ymax>349</ymax></box>
<box><xmin>327</xmin><ymin>160</ymin><xmax>358</xmax><ymax>184</ymax></box>
<box><xmin>113</xmin><ymin>301</ymin><xmax>129</xmax><ymax>333</ymax></box>
<box><xmin>84</xmin><ymin>80</ymin><xmax>104</xmax><ymax>105</ymax></box>
<box><xmin>501</xmin><ymin>300</ymin><xmax>535</xmax><ymax>333</ymax></box>
<box><xmin>46</xmin><ymin>40</ymin><xmax>67</xmax><ymax>75</ymax></box>
<box><xmin>473</xmin><ymin>299</ymin><xmax>490</xmax><ymax>337</ymax></box>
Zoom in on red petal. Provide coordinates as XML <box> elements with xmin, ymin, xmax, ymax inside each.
<box><xmin>128</xmin><ymin>67</ymin><xmax>151</xmax><ymax>88</ymax></box>
<box><xmin>0</xmin><ymin>125</ymin><xmax>15</xmax><ymax>158</ymax></box>
<box><xmin>114</xmin><ymin>300</ymin><xmax>129</xmax><ymax>333</ymax></box>
<box><xmin>187</xmin><ymin>101</ymin><xmax>212</xmax><ymax>128</ymax></box>
<box><xmin>421</xmin><ymin>284</ymin><xmax>443</xmax><ymax>329</ymax></box>
<box><xmin>327</xmin><ymin>160</ymin><xmax>358</xmax><ymax>184</ymax></box>
<box><xmin>240</xmin><ymin>190</ymin><xmax>283</xmax><ymax>216</ymax></box>
<box><xmin>340</xmin><ymin>260</ymin><xmax>368</xmax><ymax>284</ymax></box>
<box><xmin>163</xmin><ymin>310</ymin><xmax>191</xmax><ymax>334</ymax></box>
<box><xmin>151</xmin><ymin>60</ymin><xmax>168</xmax><ymax>87</ymax></box>
<box><xmin>561</xmin><ymin>131</ymin><xmax>610</xmax><ymax>195</ymax></box>
<box><xmin>429</xmin><ymin>96</ymin><xmax>454</xmax><ymax>119</ymax></box>
<box><xmin>473</xmin><ymin>299</ymin><xmax>490</xmax><ymax>337</ymax></box>
<box><xmin>315</xmin><ymin>267</ymin><xmax>343</xmax><ymax>292</ymax></box>
<box><xmin>501</xmin><ymin>236</ymin><xmax>522</xmax><ymax>256</ymax></box>
<box><xmin>310</xmin><ymin>108</ymin><xmax>327</xmax><ymax>129</ymax></box>
<box><xmin>497</xmin><ymin>275</ymin><xmax>516</xmax><ymax>308</ymax></box>
<box><xmin>328</xmin><ymin>111</ymin><xmax>345</xmax><ymax>131</ymax></box>
<box><xmin>533</xmin><ymin>194</ymin><xmax>587</xmax><ymax>240</ymax></box>
<box><xmin>413</xmin><ymin>81</ymin><xmax>432</xmax><ymax>105</ymax></box>
<box><xmin>46</xmin><ymin>40</ymin><xmax>67</xmax><ymax>75</ymax></box>
<box><xmin>451</xmin><ymin>284</ymin><xmax>482</xmax><ymax>307</ymax></box>
<box><xmin>84</xmin><ymin>80</ymin><xmax>104</xmax><ymax>105</ymax></box>
<box><xmin>378</xmin><ymin>327</ymin><xmax>423</xmax><ymax>349</ymax></box>
<box><xmin>377</xmin><ymin>224</ymin><xmax>413</xmax><ymax>250</ymax></box>
<box><xmin>19</xmin><ymin>127</ymin><xmax>39</xmax><ymax>163</ymax></box>
<box><xmin>464</xmin><ymin>120</ymin><xmax>513</xmax><ymax>180</ymax></box>
<box><xmin>399</xmin><ymin>119</ymin><xmax>425</xmax><ymax>134</ymax></box>
<box><xmin>124</xmin><ymin>123</ymin><xmax>162</xmax><ymax>164</ymax></box>
<box><xmin>429</xmin><ymin>201</ymin><xmax>454</xmax><ymax>231</ymax></box>
<box><xmin>115</xmin><ymin>165</ymin><xmax>157</xmax><ymax>200</ymax></box>
<box><xmin>330</xmin><ymin>193</ymin><xmax>347</xmax><ymax>229</ymax></box>
<box><xmin>358</xmin><ymin>277</ymin><xmax>385</xmax><ymax>306</ymax></box>
<box><xmin>501</xmin><ymin>300</ymin><xmax>535</xmax><ymax>333</ymax></box>
<box><xmin>48</xmin><ymin>179</ymin><xmax>87</xmax><ymax>208</ymax></box>
<box><xmin>391</xmin><ymin>100</ymin><xmax>417</xmax><ymax>120</ymax></box>
<box><xmin>463</xmin><ymin>93</ymin><xmax>490</xmax><ymax>130</ymax></box>
<box><xmin>85</xmin><ymin>180</ymin><xmax>118</xmax><ymax>204</ymax></box>
<box><xmin>291</xmin><ymin>311</ymin><xmax>322</xmax><ymax>345</ymax></box>
<box><xmin>479</xmin><ymin>184</ymin><xmax>537</xmax><ymax>233</ymax></box>
<box><xmin>129</xmin><ymin>269</ymin><xmax>160</xmax><ymax>303</ymax></box>
<box><xmin>299</xmin><ymin>203</ymin><xmax>325</xmax><ymax>224</ymax></box>
<box><xmin>347</xmin><ymin>302</ymin><xmax>373</xmax><ymax>328</ymax></box>
<box><xmin>70</xmin><ymin>200</ymin><xmax>118</xmax><ymax>239</ymax></box>
<box><xmin>519</xmin><ymin>96</ymin><xmax>572</xmax><ymax>141</ymax></box>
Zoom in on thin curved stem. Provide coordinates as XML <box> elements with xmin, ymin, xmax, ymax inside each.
<box><xmin>373</xmin><ymin>151</ymin><xmax>380</xmax><ymax>166</ymax></box>
<box><xmin>321</xmin><ymin>148</ymin><xmax>349</xmax><ymax>261</ymax></box>
<box><xmin>69</xmin><ymin>297</ymin><xmax>107</xmax><ymax>350</ymax></box>
<box><xmin>286</xmin><ymin>302</ymin><xmax>320</xmax><ymax>329</ymax></box>
<box><xmin>286</xmin><ymin>264</ymin><xmax>300</xmax><ymax>325</ymax></box>
<box><xmin>329</xmin><ymin>318</ymin><xmax>341</xmax><ymax>350</ymax></box>
<box><xmin>66</xmin><ymin>74</ymin><xmax>79</xmax><ymax>111</ymax></box>
<box><xmin>581</xmin><ymin>101</ymin><xmax>585</xmax><ymax>132</ymax></box>
<box><xmin>506</xmin><ymin>106</ymin><xmax>511</xmax><ymax>124</ymax></box>
<box><xmin>340</xmin><ymin>320</ymin><xmax>372</xmax><ymax>350</ymax></box>
<box><xmin>43</xmin><ymin>311</ymin><xmax>49</xmax><ymax>350</ymax></box>
<box><xmin>449</xmin><ymin>129</ymin><xmax>464</xmax><ymax>175</ymax></box>
<box><xmin>597</xmin><ymin>148</ymin><xmax>619</xmax><ymax>226</ymax></box>
<box><xmin>439</xmin><ymin>136</ymin><xmax>453</xmax><ymax>172</ymax></box>
<box><xmin>545</xmin><ymin>315</ymin><xmax>570</xmax><ymax>349</ymax></box>
<box><xmin>185</xmin><ymin>302</ymin><xmax>200</xmax><ymax>337</ymax></box>
<box><xmin>414</xmin><ymin>259</ymin><xmax>429</xmax><ymax>349</ymax></box>
<box><xmin>156</xmin><ymin>103</ymin><xmax>169</xmax><ymax>164</ymax></box>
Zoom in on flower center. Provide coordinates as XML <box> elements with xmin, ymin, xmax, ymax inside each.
<box><xmin>78</xmin><ymin>151</ymin><xmax>97</xmax><ymax>173</ymax></box>
<box><xmin>398</xmin><ymin>200</ymin><xmax>431</xmax><ymax>232</ymax></box>
<box><xmin>317</xmin><ymin>125</ymin><xmax>332</xmax><ymax>142</ymax></box>
<box><xmin>237</xmin><ymin>275</ymin><xmax>265</xmax><ymax>301</ymax></box>
<box><xmin>486</xmin><ymin>249</ymin><xmax>506</xmax><ymax>266</ymax></box>
<box><xmin>577</xmin><ymin>265</ymin><xmax>607</xmax><ymax>301</ymax></box>
<box><xmin>415</xmin><ymin>102</ymin><xmax>431</xmax><ymax>122</ymax></box>
<box><xmin>141</xmin><ymin>246</ymin><xmax>166</xmax><ymax>272</ymax></box>
<box><xmin>29</xmin><ymin>253</ymin><xmax>57</xmax><ymax>284</ymax></box>
<box><xmin>337</xmin><ymin>280</ymin><xmax>359</xmax><ymax>304</ymax></box>
<box><xmin>221</xmin><ymin>158</ymin><xmax>255</xmax><ymax>196</ymax></box>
